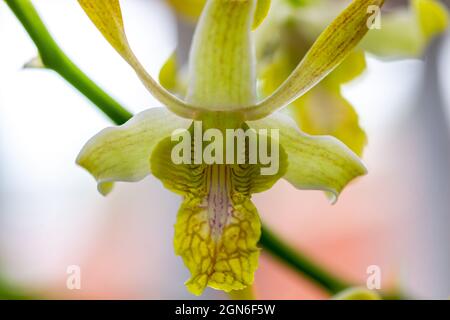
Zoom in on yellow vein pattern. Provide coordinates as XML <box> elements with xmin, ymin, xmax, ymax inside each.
<box><xmin>175</xmin><ymin>165</ymin><xmax>261</xmax><ymax>295</ymax></box>
<box><xmin>150</xmin><ymin>131</ymin><xmax>286</xmax><ymax>295</ymax></box>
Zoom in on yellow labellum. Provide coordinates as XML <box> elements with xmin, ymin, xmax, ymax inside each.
<box><xmin>151</xmin><ymin>132</ymin><xmax>287</xmax><ymax>295</ymax></box>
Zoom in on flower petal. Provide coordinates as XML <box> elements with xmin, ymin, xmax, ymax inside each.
<box><xmin>290</xmin><ymin>87</ymin><xmax>367</xmax><ymax>157</ymax></box>
<box><xmin>77</xmin><ymin>0</ymin><xmax>198</xmax><ymax>119</ymax></box>
<box><xmin>324</xmin><ymin>50</ymin><xmax>367</xmax><ymax>88</ymax></box>
<box><xmin>166</xmin><ymin>0</ymin><xmax>270</xmax><ymax>29</ymax></box>
<box><xmin>166</xmin><ymin>0</ymin><xmax>206</xmax><ymax>22</ymax></box>
<box><xmin>159</xmin><ymin>51</ymin><xmax>179</xmax><ymax>93</ymax></box>
<box><xmin>150</xmin><ymin>129</ymin><xmax>287</xmax><ymax>295</ymax></box>
<box><xmin>260</xmin><ymin>49</ymin><xmax>367</xmax><ymax>156</ymax></box>
<box><xmin>253</xmin><ymin>0</ymin><xmax>271</xmax><ymax>30</ymax></box>
<box><xmin>361</xmin><ymin>0</ymin><xmax>448</xmax><ymax>58</ymax></box>
<box><xmin>76</xmin><ymin>108</ymin><xmax>190</xmax><ymax>195</ymax></box>
<box><xmin>293</xmin><ymin>51</ymin><xmax>367</xmax><ymax>156</ymax></box>
<box><xmin>186</xmin><ymin>0</ymin><xmax>258</xmax><ymax>108</ymax></box>
<box><xmin>248</xmin><ymin>112</ymin><xmax>367</xmax><ymax>202</ymax></box>
<box><xmin>414</xmin><ymin>0</ymin><xmax>448</xmax><ymax>40</ymax></box>
<box><xmin>245</xmin><ymin>0</ymin><xmax>385</xmax><ymax>120</ymax></box>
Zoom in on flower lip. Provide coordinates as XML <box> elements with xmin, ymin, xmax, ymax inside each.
<box><xmin>76</xmin><ymin>0</ymin><xmax>375</xmax><ymax>296</ymax></box>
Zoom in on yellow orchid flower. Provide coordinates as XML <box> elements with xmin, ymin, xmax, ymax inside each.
<box><xmin>76</xmin><ymin>0</ymin><xmax>381</xmax><ymax>295</ymax></box>
<box><xmin>257</xmin><ymin>0</ymin><xmax>448</xmax><ymax>156</ymax></box>
<box><xmin>361</xmin><ymin>0</ymin><xmax>449</xmax><ymax>57</ymax></box>
<box><xmin>166</xmin><ymin>0</ymin><xmax>271</xmax><ymax>29</ymax></box>
<box><xmin>166</xmin><ymin>0</ymin><xmax>206</xmax><ymax>22</ymax></box>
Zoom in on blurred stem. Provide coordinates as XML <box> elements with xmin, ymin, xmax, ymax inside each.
<box><xmin>0</xmin><ymin>277</ymin><xmax>32</xmax><ymax>300</ymax></box>
<box><xmin>5</xmin><ymin>0</ymin><xmax>132</xmax><ymax>125</ymax></box>
<box><xmin>5</xmin><ymin>0</ymin><xmax>353</xmax><ymax>295</ymax></box>
<box><xmin>260</xmin><ymin>226</ymin><xmax>349</xmax><ymax>294</ymax></box>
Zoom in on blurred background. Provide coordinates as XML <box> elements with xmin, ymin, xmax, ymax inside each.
<box><xmin>0</xmin><ymin>0</ymin><xmax>449</xmax><ymax>299</ymax></box>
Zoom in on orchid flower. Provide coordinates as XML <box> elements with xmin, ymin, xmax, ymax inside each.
<box><xmin>256</xmin><ymin>0</ymin><xmax>448</xmax><ymax>156</ymax></box>
<box><xmin>76</xmin><ymin>0</ymin><xmax>382</xmax><ymax>295</ymax></box>
<box><xmin>168</xmin><ymin>0</ymin><xmax>448</xmax><ymax>156</ymax></box>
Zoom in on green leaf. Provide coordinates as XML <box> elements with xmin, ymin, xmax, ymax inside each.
<box><xmin>150</xmin><ymin>125</ymin><xmax>287</xmax><ymax>295</ymax></box>
<box><xmin>248</xmin><ymin>113</ymin><xmax>367</xmax><ymax>202</ymax></box>
<box><xmin>245</xmin><ymin>0</ymin><xmax>385</xmax><ymax>120</ymax></box>
<box><xmin>76</xmin><ymin>108</ymin><xmax>190</xmax><ymax>195</ymax></box>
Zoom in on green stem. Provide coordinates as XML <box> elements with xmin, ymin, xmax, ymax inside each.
<box><xmin>0</xmin><ymin>277</ymin><xmax>33</xmax><ymax>300</ymax></box>
<box><xmin>5</xmin><ymin>0</ymin><xmax>352</xmax><ymax>295</ymax></box>
<box><xmin>260</xmin><ymin>226</ymin><xmax>349</xmax><ymax>294</ymax></box>
<box><xmin>5</xmin><ymin>0</ymin><xmax>132</xmax><ymax>125</ymax></box>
